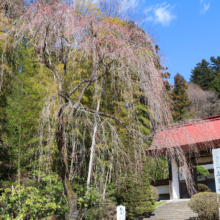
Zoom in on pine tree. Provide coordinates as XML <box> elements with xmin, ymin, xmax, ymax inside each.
<box><xmin>171</xmin><ymin>73</ymin><xmax>191</xmax><ymax>122</ymax></box>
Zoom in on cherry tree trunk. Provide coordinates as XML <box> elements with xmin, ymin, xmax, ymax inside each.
<box><xmin>56</xmin><ymin>106</ymin><xmax>77</xmax><ymax>220</ymax></box>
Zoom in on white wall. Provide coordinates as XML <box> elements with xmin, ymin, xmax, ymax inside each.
<box><xmin>197</xmin><ymin>173</ymin><xmax>214</xmax><ymax>182</ymax></box>
<box><xmin>197</xmin><ymin>175</ymin><xmax>206</xmax><ymax>181</ymax></box>
<box><xmin>156</xmin><ymin>185</ymin><xmax>170</xmax><ymax>194</ymax></box>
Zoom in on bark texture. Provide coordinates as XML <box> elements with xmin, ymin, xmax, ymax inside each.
<box><xmin>56</xmin><ymin>107</ymin><xmax>77</xmax><ymax>220</ymax></box>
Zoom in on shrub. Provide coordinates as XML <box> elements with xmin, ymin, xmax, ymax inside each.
<box><xmin>150</xmin><ymin>186</ymin><xmax>159</xmax><ymax>201</ymax></box>
<box><xmin>194</xmin><ymin>165</ymin><xmax>210</xmax><ymax>177</ymax></box>
<box><xmin>0</xmin><ymin>174</ymin><xmax>68</xmax><ymax>219</ymax></box>
<box><xmin>197</xmin><ymin>183</ymin><xmax>211</xmax><ymax>192</ymax></box>
<box><xmin>124</xmin><ymin>177</ymin><xmax>155</xmax><ymax>219</ymax></box>
<box><xmin>0</xmin><ymin>186</ymin><xmax>67</xmax><ymax>219</ymax></box>
<box><xmin>188</xmin><ymin>192</ymin><xmax>220</xmax><ymax>220</ymax></box>
<box><xmin>78</xmin><ymin>200</ymin><xmax>117</xmax><ymax>220</ymax></box>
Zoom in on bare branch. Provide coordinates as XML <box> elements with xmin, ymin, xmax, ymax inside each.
<box><xmin>68</xmin><ymin>59</ymin><xmax>117</xmax><ymax>97</ymax></box>
<box><xmin>81</xmin><ymin>108</ymin><xmax>155</xmax><ymax>141</ymax></box>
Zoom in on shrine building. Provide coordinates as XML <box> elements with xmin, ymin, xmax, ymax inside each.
<box><xmin>147</xmin><ymin>115</ymin><xmax>220</xmax><ymax>200</ymax></box>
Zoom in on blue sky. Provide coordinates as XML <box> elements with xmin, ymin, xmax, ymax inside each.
<box><xmin>131</xmin><ymin>0</ymin><xmax>220</xmax><ymax>84</ymax></box>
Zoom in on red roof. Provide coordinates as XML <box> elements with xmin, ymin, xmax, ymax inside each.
<box><xmin>147</xmin><ymin>115</ymin><xmax>220</xmax><ymax>155</ymax></box>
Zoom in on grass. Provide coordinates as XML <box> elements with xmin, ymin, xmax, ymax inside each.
<box><xmin>155</xmin><ymin>201</ymin><xmax>166</xmax><ymax>208</ymax></box>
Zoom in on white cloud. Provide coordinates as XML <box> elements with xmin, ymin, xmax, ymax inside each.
<box><xmin>145</xmin><ymin>16</ymin><xmax>154</xmax><ymax>22</ymax></box>
<box><xmin>154</xmin><ymin>4</ymin><xmax>176</xmax><ymax>26</ymax></box>
<box><xmin>144</xmin><ymin>6</ymin><xmax>153</xmax><ymax>14</ymax></box>
<box><xmin>144</xmin><ymin>2</ymin><xmax>176</xmax><ymax>27</ymax></box>
<box><xmin>200</xmin><ymin>2</ymin><xmax>210</xmax><ymax>14</ymax></box>
<box><xmin>200</xmin><ymin>0</ymin><xmax>210</xmax><ymax>14</ymax></box>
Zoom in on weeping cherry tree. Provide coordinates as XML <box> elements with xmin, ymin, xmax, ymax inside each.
<box><xmin>1</xmin><ymin>1</ymin><xmax>172</xmax><ymax>219</ymax></box>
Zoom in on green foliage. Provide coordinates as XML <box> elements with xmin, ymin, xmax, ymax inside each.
<box><xmin>104</xmin><ymin>159</ymin><xmax>156</xmax><ymax>220</ymax></box>
<box><xmin>0</xmin><ymin>15</ymin><xmax>66</xmax><ymax>218</ymax></box>
<box><xmin>73</xmin><ymin>184</ymin><xmax>116</xmax><ymax>220</ymax></box>
<box><xmin>190</xmin><ymin>57</ymin><xmax>220</xmax><ymax>96</ymax></box>
<box><xmin>190</xmin><ymin>59</ymin><xmax>214</xmax><ymax>91</ymax></box>
<box><xmin>188</xmin><ymin>192</ymin><xmax>220</xmax><ymax>220</ymax></box>
<box><xmin>170</xmin><ymin>73</ymin><xmax>192</xmax><ymax>122</ymax></box>
<box><xmin>0</xmin><ymin>182</ymin><xmax>68</xmax><ymax>219</ymax></box>
<box><xmin>70</xmin><ymin>176</ymin><xmax>116</xmax><ymax>219</ymax></box>
<box><xmin>95</xmin><ymin>64</ymin><xmax>156</xmax><ymax>219</ymax></box>
<box><xmin>0</xmin><ymin>86</ymin><xmax>10</xmax><ymax>180</ymax></box>
<box><xmin>122</xmin><ymin>160</ymin><xmax>155</xmax><ymax>220</ymax></box>
<box><xmin>210</xmin><ymin>74</ymin><xmax>220</xmax><ymax>95</ymax></box>
<box><xmin>194</xmin><ymin>165</ymin><xmax>210</xmax><ymax>177</ymax></box>
<box><xmin>0</xmin><ymin>12</ymin><xmax>16</xmax><ymax>181</ymax></box>
<box><xmin>123</xmin><ymin>179</ymin><xmax>155</xmax><ymax>219</ymax></box>
<box><xmin>197</xmin><ymin>183</ymin><xmax>211</xmax><ymax>193</ymax></box>
<box><xmin>80</xmin><ymin>201</ymin><xmax>116</xmax><ymax>220</ymax></box>
<box><xmin>154</xmin><ymin>45</ymin><xmax>171</xmax><ymax>92</ymax></box>
<box><xmin>148</xmin><ymin>157</ymin><xmax>169</xmax><ymax>180</ymax></box>
<box><xmin>155</xmin><ymin>201</ymin><xmax>166</xmax><ymax>208</ymax></box>
<box><xmin>77</xmin><ymin>188</ymin><xmax>99</xmax><ymax>209</ymax></box>
<box><xmin>0</xmin><ymin>7</ymin><xmax>166</xmax><ymax>220</ymax></box>
<box><xmin>38</xmin><ymin>173</ymin><xmax>68</xmax><ymax>212</ymax></box>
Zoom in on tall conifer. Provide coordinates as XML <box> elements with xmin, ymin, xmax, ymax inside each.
<box><xmin>123</xmin><ymin>158</ymin><xmax>155</xmax><ymax>219</ymax></box>
<box><xmin>171</xmin><ymin>73</ymin><xmax>191</xmax><ymax>122</ymax></box>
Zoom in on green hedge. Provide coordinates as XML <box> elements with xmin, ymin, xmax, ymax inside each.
<box><xmin>188</xmin><ymin>192</ymin><xmax>220</xmax><ymax>220</ymax></box>
<box><xmin>197</xmin><ymin>183</ymin><xmax>211</xmax><ymax>192</ymax></box>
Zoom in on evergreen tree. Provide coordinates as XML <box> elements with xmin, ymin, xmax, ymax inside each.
<box><xmin>123</xmin><ymin>158</ymin><xmax>155</xmax><ymax>220</ymax></box>
<box><xmin>155</xmin><ymin>45</ymin><xmax>171</xmax><ymax>92</ymax></box>
<box><xmin>190</xmin><ymin>57</ymin><xmax>220</xmax><ymax>94</ymax></box>
<box><xmin>210</xmin><ymin>75</ymin><xmax>220</xmax><ymax>96</ymax></box>
<box><xmin>209</xmin><ymin>56</ymin><xmax>220</xmax><ymax>95</ymax></box>
<box><xmin>171</xmin><ymin>73</ymin><xmax>191</xmax><ymax>122</ymax></box>
<box><xmin>190</xmin><ymin>59</ymin><xmax>213</xmax><ymax>90</ymax></box>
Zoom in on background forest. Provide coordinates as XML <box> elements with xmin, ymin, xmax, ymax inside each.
<box><xmin>0</xmin><ymin>0</ymin><xmax>220</xmax><ymax>220</ymax></box>
<box><xmin>167</xmin><ymin>56</ymin><xmax>220</xmax><ymax>121</ymax></box>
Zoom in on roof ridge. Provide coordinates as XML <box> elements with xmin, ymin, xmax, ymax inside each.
<box><xmin>158</xmin><ymin>115</ymin><xmax>220</xmax><ymax>131</ymax></box>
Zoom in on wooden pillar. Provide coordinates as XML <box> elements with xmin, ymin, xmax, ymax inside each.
<box><xmin>168</xmin><ymin>161</ymin><xmax>173</xmax><ymax>200</ymax></box>
<box><xmin>169</xmin><ymin>159</ymin><xmax>180</xmax><ymax>199</ymax></box>
<box><xmin>193</xmin><ymin>167</ymin><xmax>198</xmax><ymax>194</ymax></box>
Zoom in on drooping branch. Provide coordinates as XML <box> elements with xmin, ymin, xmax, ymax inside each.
<box><xmin>32</xmin><ymin>45</ymin><xmax>61</xmax><ymax>84</ymax></box>
<box><xmin>79</xmin><ymin>108</ymin><xmax>157</xmax><ymax>141</ymax></box>
<box><xmin>87</xmin><ymin>92</ymin><xmax>101</xmax><ymax>188</ymax></box>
